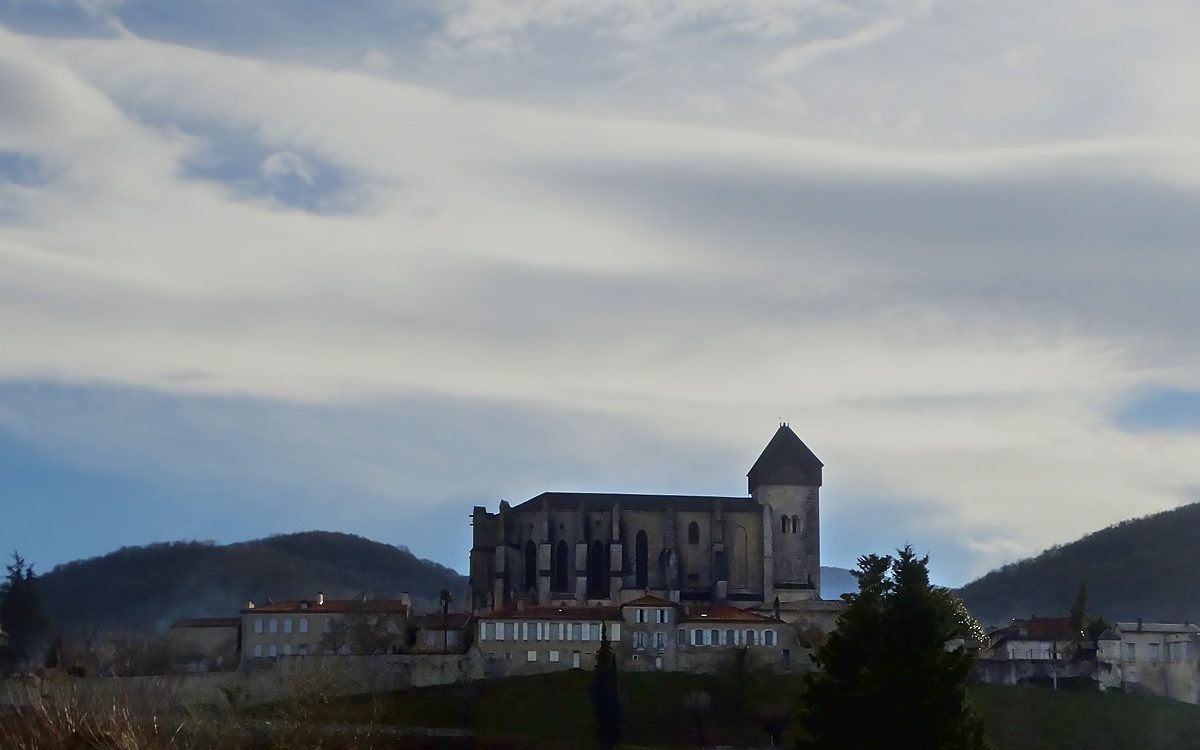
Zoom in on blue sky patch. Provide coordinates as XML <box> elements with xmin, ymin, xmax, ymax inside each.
<box><xmin>0</xmin><ymin>151</ymin><xmax>48</xmax><ymax>187</ymax></box>
<box><xmin>1113</xmin><ymin>388</ymin><xmax>1200</xmax><ymax>431</ymax></box>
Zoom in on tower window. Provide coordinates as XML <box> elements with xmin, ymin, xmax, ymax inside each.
<box><xmin>688</xmin><ymin>522</ymin><xmax>700</xmax><ymax>545</ymax></box>
<box><xmin>782</xmin><ymin>516</ymin><xmax>790</xmax><ymax>534</ymax></box>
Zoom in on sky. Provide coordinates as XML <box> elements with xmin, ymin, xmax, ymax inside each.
<box><xmin>2</xmin><ymin>0</ymin><xmax>1200</xmax><ymax>587</ymax></box>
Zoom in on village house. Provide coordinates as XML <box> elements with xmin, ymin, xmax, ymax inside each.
<box><xmin>987</xmin><ymin>616</ymin><xmax>1079</xmax><ymax>660</ymax></box>
<box><xmin>240</xmin><ymin>593</ymin><xmax>409</xmax><ymax>665</ymax></box>
<box><xmin>409</xmin><ymin>612</ymin><xmax>474</xmax><ymax>654</ymax></box>
<box><xmin>475</xmin><ymin>604</ymin><xmax>622</xmax><ymax>675</ymax></box>
<box><xmin>166</xmin><ymin>617</ymin><xmax>240</xmax><ymax>672</ymax></box>
<box><xmin>1097</xmin><ymin>620</ymin><xmax>1200</xmax><ymax>703</ymax></box>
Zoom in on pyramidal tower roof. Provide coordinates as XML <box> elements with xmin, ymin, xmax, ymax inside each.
<box><xmin>747</xmin><ymin>423</ymin><xmax>823</xmax><ymax>493</ymax></box>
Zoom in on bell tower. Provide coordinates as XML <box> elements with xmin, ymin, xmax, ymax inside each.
<box><xmin>749</xmin><ymin>424</ymin><xmax>823</xmax><ymax>604</ymax></box>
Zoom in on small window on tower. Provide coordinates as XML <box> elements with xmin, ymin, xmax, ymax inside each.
<box><xmin>688</xmin><ymin>522</ymin><xmax>700</xmax><ymax>545</ymax></box>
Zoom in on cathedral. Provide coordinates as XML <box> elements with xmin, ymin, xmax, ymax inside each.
<box><xmin>468</xmin><ymin>425</ymin><xmax>832</xmax><ymax>622</ymax></box>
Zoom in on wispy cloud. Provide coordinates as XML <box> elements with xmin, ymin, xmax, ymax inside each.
<box><xmin>2</xmin><ymin>1</ymin><xmax>1200</xmax><ymax>581</ymax></box>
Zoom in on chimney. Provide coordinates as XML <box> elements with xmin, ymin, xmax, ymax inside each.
<box><xmin>318</xmin><ymin>592</ymin><xmax>325</xmax><ymax>606</ymax></box>
<box><xmin>1137</xmin><ymin>617</ymin><xmax>1143</xmax><ymax>632</ymax></box>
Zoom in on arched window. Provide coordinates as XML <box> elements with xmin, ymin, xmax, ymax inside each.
<box><xmin>552</xmin><ymin>540</ymin><xmax>570</xmax><ymax>592</ymax></box>
<box><xmin>725</xmin><ymin>629</ymin><xmax>736</xmax><ymax>646</ymax></box>
<box><xmin>764</xmin><ymin>629</ymin><xmax>776</xmax><ymax>646</ymax></box>
<box><xmin>745</xmin><ymin>629</ymin><xmax>757</xmax><ymax>646</ymax></box>
<box><xmin>781</xmin><ymin>516</ymin><xmax>790</xmax><ymax>534</ymax></box>
<box><xmin>635</xmin><ymin>530</ymin><xmax>649</xmax><ymax>589</ymax></box>
<box><xmin>792</xmin><ymin>515</ymin><xmax>801</xmax><ymax>534</ymax></box>
<box><xmin>523</xmin><ymin>540</ymin><xmax>537</xmax><ymax>591</ymax></box>
<box><xmin>688</xmin><ymin>522</ymin><xmax>700</xmax><ymax>545</ymax></box>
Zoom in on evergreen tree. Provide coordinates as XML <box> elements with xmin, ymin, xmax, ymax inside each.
<box><xmin>799</xmin><ymin>546</ymin><xmax>989</xmax><ymax>750</ymax></box>
<box><xmin>1</xmin><ymin>552</ymin><xmax>49</xmax><ymax>667</ymax></box>
<box><xmin>591</xmin><ymin>621</ymin><xmax>621</xmax><ymax>749</ymax></box>
<box><xmin>1069</xmin><ymin>582</ymin><xmax>1088</xmax><ymax>636</ymax></box>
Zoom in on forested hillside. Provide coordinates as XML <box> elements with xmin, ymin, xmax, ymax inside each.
<box><xmin>36</xmin><ymin>531</ymin><xmax>466</xmax><ymax>635</ymax></box>
<box><xmin>959</xmin><ymin>501</ymin><xmax>1200</xmax><ymax>626</ymax></box>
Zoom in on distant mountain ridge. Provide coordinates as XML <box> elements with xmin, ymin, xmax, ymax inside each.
<box><xmin>35</xmin><ymin>531</ymin><xmax>857</xmax><ymax>635</ymax></box>
<box><xmin>959</xmin><ymin>501</ymin><xmax>1200</xmax><ymax>627</ymax></box>
<box><xmin>37</xmin><ymin>531</ymin><xmax>467</xmax><ymax>634</ymax></box>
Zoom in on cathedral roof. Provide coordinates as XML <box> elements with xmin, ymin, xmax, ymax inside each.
<box><xmin>511</xmin><ymin>492</ymin><xmax>751</xmax><ymax>513</ymax></box>
<box><xmin>747</xmin><ymin>424</ymin><xmax>823</xmax><ymax>493</ymax></box>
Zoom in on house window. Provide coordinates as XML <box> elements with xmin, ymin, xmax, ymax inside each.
<box><xmin>268</xmin><ymin>619</ymin><xmax>278</xmax><ymax>634</ymax></box>
<box><xmin>1150</xmin><ymin>643</ymin><xmax>1161</xmax><ymax>663</ymax></box>
<box><xmin>253</xmin><ymin>644</ymin><xmax>263</xmax><ymax>658</ymax></box>
<box><xmin>611</xmin><ymin>623</ymin><xmax>621</xmax><ymax>640</ymax></box>
<box><xmin>283</xmin><ymin>618</ymin><xmax>293</xmax><ymax>634</ymax></box>
<box><xmin>678</xmin><ymin>629</ymin><xmax>686</xmax><ymax>648</ymax></box>
<box><xmin>693</xmin><ymin>629</ymin><xmax>704</xmax><ymax>646</ymax></box>
<box><xmin>496</xmin><ymin>622</ymin><xmax>505</xmax><ymax>641</ymax></box>
<box><xmin>657</xmin><ymin>609</ymin><xmax>668</xmax><ymax>624</ymax></box>
<box><xmin>636</xmin><ymin>608</ymin><xmax>647</xmax><ymax>623</ymax></box>
<box><xmin>655</xmin><ymin>632</ymin><xmax>666</xmax><ymax>650</ymax></box>
<box><xmin>764</xmin><ymin>629</ymin><xmax>776</xmax><ymax>646</ymax></box>
<box><xmin>549</xmin><ymin>650</ymin><xmax>561</xmax><ymax>663</ymax></box>
<box><xmin>710</xmin><ymin>629</ymin><xmax>720</xmax><ymax>646</ymax></box>
<box><xmin>268</xmin><ymin>644</ymin><xmax>277</xmax><ymax>658</ymax></box>
<box><xmin>553</xmin><ymin>623</ymin><xmax>562</xmax><ymax>640</ymax></box>
<box><xmin>688</xmin><ymin>522</ymin><xmax>700</xmax><ymax>545</ymax></box>
<box><xmin>746</xmin><ymin>630</ymin><xmax>757</xmax><ymax>646</ymax></box>
<box><xmin>654</xmin><ymin>656</ymin><xmax>663</xmax><ymax>670</ymax></box>
<box><xmin>573</xmin><ymin>623</ymin><xmax>583</xmax><ymax>640</ymax></box>
<box><xmin>522</xmin><ymin>623</ymin><xmax>530</xmax><ymax>641</ymax></box>
<box><xmin>1125</xmin><ymin>642</ymin><xmax>1136</xmax><ymax>661</ymax></box>
<box><xmin>635</xmin><ymin>632</ymin><xmax>646</xmax><ymax>649</ymax></box>
<box><xmin>726</xmin><ymin>629</ymin><xmax>736</xmax><ymax>646</ymax></box>
<box><xmin>299</xmin><ymin>618</ymin><xmax>309</xmax><ymax>634</ymax></box>
<box><xmin>527</xmin><ymin>650</ymin><xmax>538</xmax><ymax>662</ymax></box>
<box><xmin>253</xmin><ymin>618</ymin><xmax>263</xmax><ymax>634</ymax></box>
<box><xmin>283</xmin><ymin>643</ymin><xmax>292</xmax><ymax>656</ymax></box>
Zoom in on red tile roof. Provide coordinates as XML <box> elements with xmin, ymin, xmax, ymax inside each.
<box><xmin>621</xmin><ymin>595</ymin><xmax>676</xmax><ymax>608</ymax></box>
<box><xmin>480</xmin><ymin>605</ymin><xmax>621</xmax><ymax>621</ymax></box>
<box><xmin>242</xmin><ymin>599</ymin><xmax>408</xmax><ymax>615</ymax></box>
<box><xmin>680</xmin><ymin>604</ymin><xmax>777</xmax><ymax>623</ymax></box>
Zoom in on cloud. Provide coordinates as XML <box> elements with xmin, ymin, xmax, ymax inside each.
<box><xmin>2</xmin><ymin>3</ymin><xmax>1200</xmax><ymax>583</ymax></box>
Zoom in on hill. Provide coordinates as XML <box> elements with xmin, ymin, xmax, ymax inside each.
<box><xmin>36</xmin><ymin>531</ymin><xmax>466</xmax><ymax>635</ymax></box>
<box><xmin>959</xmin><ymin>501</ymin><xmax>1200</xmax><ymax>626</ymax></box>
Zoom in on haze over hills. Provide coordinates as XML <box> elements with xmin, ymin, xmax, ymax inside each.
<box><xmin>32</xmin><ymin>530</ymin><xmax>858</xmax><ymax>635</ymax></box>
<box><xmin>959</xmin><ymin>501</ymin><xmax>1200</xmax><ymax>627</ymax></box>
<box><xmin>36</xmin><ymin>531</ymin><xmax>466</xmax><ymax>634</ymax></box>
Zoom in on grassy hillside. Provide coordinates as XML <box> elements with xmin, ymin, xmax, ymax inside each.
<box><xmin>959</xmin><ymin>501</ymin><xmax>1200</xmax><ymax>626</ymax></box>
<box><xmin>37</xmin><ymin>531</ymin><xmax>466</xmax><ymax>634</ymax></box>
<box><xmin>300</xmin><ymin>672</ymin><xmax>1200</xmax><ymax>750</ymax></box>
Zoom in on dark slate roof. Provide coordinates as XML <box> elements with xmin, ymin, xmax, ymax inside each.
<box><xmin>511</xmin><ymin>491</ymin><xmax>752</xmax><ymax>513</ymax></box>
<box><xmin>747</xmin><ymin>424</ymin><xmax>823</xmax><ymax>492</ymax></box>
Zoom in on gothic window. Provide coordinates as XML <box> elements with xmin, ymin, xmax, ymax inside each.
<box><xmin>635</xmin><ymin>530</ymin><xmax>649</xmax><ymax>589</ymax></box>
<box><xmin>688</xmin><ymin>522</ymin><xmax>700</xmax><ymax>545</ymax></box>
<box><xmin>781</xmin><ymin>516</ymin><xmax>790</xmax><ymax>534</ymax></box>
<box><xmin>552</xmin><ymin>540</ymin><xmax>570</xmax><ymax>592</ymax></box>
<box><xmin>523</xmin><ymin>540</ymin><xmax>537</xmax><ymax>591</ymax></box>
<box><xmin>792</xmin><ymin>515</ymin><xmax>801</xmax><ymax>534</ymax></box>
<box><xmin>587</xmin><ymin>540</ymin><xmax>609</xmax><ymax>598</ymax></box>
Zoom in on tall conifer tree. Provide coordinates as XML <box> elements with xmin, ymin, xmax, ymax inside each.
<box><xmin>591</xmin><ymin>621</ymin><xmax>621</xmax><ymax>749</ymax></box>
<box><xmin>799</xmin><ymin>546</ymin><xmax>989</xmax><ymax>750</ymax></box>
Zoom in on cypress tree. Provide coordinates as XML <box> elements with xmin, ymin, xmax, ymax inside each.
<box><xmin>591</xmin><ymin>621</ymin><xmax>621</xmax><ymax>749</ymax></box>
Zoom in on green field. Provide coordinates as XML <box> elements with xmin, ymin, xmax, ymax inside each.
<box><xmin>300</xmin><ymin>671</ymin><xmax>1200</xmax><ymax>749</ymax></box>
